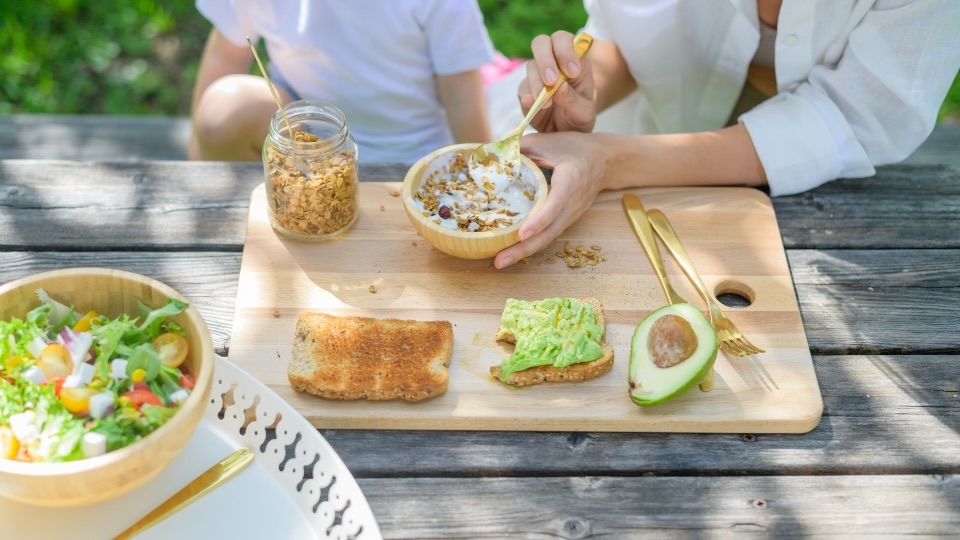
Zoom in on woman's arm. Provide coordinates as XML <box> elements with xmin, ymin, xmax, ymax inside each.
<box><xmin>493</xmin><ymin>124</ymin><xmax>766</xmax><ymax>269</ymax></box>
<box><xmin>740</xmin><ymin>1</ymin><xmax>960</xmax><ymax>196</ymax></box>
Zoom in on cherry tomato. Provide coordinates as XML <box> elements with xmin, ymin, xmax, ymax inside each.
<box><xmin>0</xmin><ymin>426</ymin><xmax>19</xmax><ymax>460</ymax></box>
<box><xmin>122</xmin><ymin>389</ymin><xmax>162</xmax><ymax>409</ymax></box>
<box><xmin>40</xmin><ymin>376</ymin><xmax>66</xmax><ymax>397</ymax></box>
<box><xmin>72</xmin><ymin>311</ymin><xmax>99</xmax><ymax>332</ymax></box>
<box><xmin>37</xmin><ymin>344</ymin><xmax>73</xmax><ymax>379</ymax></box>
<box><xmin>179</xmin><ymin>373</ymin><xmax>195</xmax><ymax>390</ymax></box>
<box><xmin>151</xmin><ymin>333</ymin><xmax>189</xmax><ymax>368</ymax></box>
<box><xmin>60</xmin><ymin>387</ymin><xmax>97</xmax><ymax>415</ymax></box>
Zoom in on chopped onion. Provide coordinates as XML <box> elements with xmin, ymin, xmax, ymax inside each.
<box><xmin>89</xmin><ymin>393</ymin><xmax>115</xmax><ymax>420</ymax></box>
<box><xmin>81</xmin><ymin>432</ymin><xmax>107</xmax><ymax>457</ymax></box>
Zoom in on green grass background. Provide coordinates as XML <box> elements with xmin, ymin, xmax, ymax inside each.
<box><xmin>2</xmin><ymin>0</ymin><xmax>957</xmax><ymax>121</ymax></box>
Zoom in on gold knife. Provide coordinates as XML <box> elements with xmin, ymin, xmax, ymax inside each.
<box><xmin>114</xmin><ymin>448</ymin><xmax>255</xmax><ymax>540</ymax></box>
<box><xmin>621</xmin><ymin>194</ymin><xmax>688</xmax><ymax>306</ymax></box>
<box><xmin>622</xmin><ymin>194</ymin><xmax>715</xmax><ymax>391</ymax></box>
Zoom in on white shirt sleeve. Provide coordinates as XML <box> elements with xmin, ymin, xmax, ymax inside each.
<box><xmin>740</xmin><ymin>0</ymin><xmax>960</xmax><ymax>196</ymax></box>
<box><xmin>419</xmin><ymin>0</ymin><xmax>495</xmax><ymax>76</ymax></box>
<box><xmin>196</xmin><ymin>0</ymin><xmax>258</xmax><ymax>46</ymax></box>
<box><xmin>583</xmin><ymin>0</ymin><xmax>614</xmax><ymax>41</ymax></box>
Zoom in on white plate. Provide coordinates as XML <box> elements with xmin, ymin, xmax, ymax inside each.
<box><xmin>1</xmin><ymin>356</ymin><xmax>382</xmax><ymax>540</ymax></box>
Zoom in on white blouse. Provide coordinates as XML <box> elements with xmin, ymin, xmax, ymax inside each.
<box><xmin>584</xmin><ymin>0</ymin><xmax>960</xmax><ymax>196</ymax></box>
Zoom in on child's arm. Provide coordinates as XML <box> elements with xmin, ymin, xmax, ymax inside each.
<box><xmin>188</xmin><ymin>29</ymin><xmax>253</xmax><ymax>158</ymax></box>
<box><xmin>437</xmin><ymin>69</ymin><xmax>492</xmax><ymax>144</ymax></box>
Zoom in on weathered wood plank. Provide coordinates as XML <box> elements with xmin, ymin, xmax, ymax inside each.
<box><xmin>3</xmin><ymin>160</ymin><xmax>957</xmax><ymax>250</ymax></box>
<box><xmin>0</xmin><ymin>252</ymin><xmax>240</xmax><ymax>355</ymax></box>
<box><xmin>902</xmin><ymin>123</ymin><xmax>960</xmax><ymax>166</ymax></box>
<box><xmin>788</xmin><ymin>249</ymin><xmax>960</xmax><ymax>353</ymax></box>
<box><xmin>0</xmin><ymin>115</ymin><xmax>191</xmax><ymax>161</ymax></box>
<box><xmin>773</xmin><ymin>164</ymin><xmax>960</xmax><ymax>249</ymax></box>
<box><xmin>357</xmin><ymin>474</ymin><xmax>960</xmax><ymax>538</ymax></box>
<box><xmin>325</xmin><ymin>353</ymin><xmax>960</xmax><ymax>477</ymax></box>
<box><xmin>0</xmin><ymin>160</ymin><xmax>405</xmax><ymax>249</ymax></box>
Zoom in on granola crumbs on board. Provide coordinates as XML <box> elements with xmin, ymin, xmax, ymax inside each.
<box><xmin>554</xmin><ymin>242</ymin><xmax>607</xmax><ymax>269</ymax></box>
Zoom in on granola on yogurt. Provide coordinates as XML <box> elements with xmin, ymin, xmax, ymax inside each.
<box><xmin>411</xmin><ymin>151</ymin><xmax>538</xmax><ymax>232</ymax></box>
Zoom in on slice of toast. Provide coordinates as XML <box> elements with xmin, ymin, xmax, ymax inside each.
<box><xmin>490</xmin><ymin>297</ymin><xmax>614</xmax><ymax>387</ymax></box>
<box><xmin>288</xmin><ymin>312</ymin><xmax>453</xmax><ymax>402</ymax></box>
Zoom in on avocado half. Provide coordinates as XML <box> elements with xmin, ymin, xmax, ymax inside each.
<box><xmin>629</xmin><ymin>303</ymin><xmax>718</xmax><ymax>407</ymax></box>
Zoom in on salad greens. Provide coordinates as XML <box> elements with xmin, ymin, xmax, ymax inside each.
<box><xmin>0</xmin><ymin>290</ymin><xmax>195</xmax><ymax>462</ymax></box>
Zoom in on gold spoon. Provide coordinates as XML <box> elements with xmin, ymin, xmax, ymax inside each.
<box><xmin>246</xmin><ymin>37</ymin><xmax>316</xmax><ymax>177</ymax></box>
<box><xmin>114</xmin><ymin>448</ymin><xmax>254</xmax><ymax>539</ymax></box>
<box><xmin>246</xmin><ymin>37</ymin><xmax>299</xmax><ymax>140</ymax></box>
<box><xmin>469</xmin><ymin>32</ymin><xmax>593</xmax><ymax>172</ymax></box>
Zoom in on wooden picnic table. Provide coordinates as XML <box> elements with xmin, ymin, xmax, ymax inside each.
<box><xmin>1</xmin><ymin>149</ymin><xmax>959</xmax><ymax>536</ymax></box>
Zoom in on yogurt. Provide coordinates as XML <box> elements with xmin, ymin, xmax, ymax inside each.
<box><xmin>411</xmin><ymin>151</ymin><xmax>537</xmax><ymax>232</ymax></box>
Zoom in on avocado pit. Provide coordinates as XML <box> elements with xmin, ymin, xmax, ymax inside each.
<box><xmin>647</xmin><ymin>314</ymin><xmax>698</xmax><ymax>368</ymax></box>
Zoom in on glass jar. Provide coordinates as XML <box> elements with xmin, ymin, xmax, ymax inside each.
<box><xmin>262</xmin><ymin>100</ymin><xmax>360</xmax><ymax>240</ymax></box>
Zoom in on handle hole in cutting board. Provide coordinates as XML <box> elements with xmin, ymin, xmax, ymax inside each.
<box><xmin>715</xmin><ymin>279</ymin><xmax>756</xmax><ymax>308</ymax></box>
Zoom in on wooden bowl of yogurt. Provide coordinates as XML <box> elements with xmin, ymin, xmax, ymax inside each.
<box><xmin>401</xmin><ymin>143</ymin><xmax>548</xmax><ymax>259</ymax></box>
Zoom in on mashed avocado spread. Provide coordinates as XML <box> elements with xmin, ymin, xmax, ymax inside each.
<box><xmin>498</xmin><ymin>298</ymin><xmax>604</xmax><ymax>381</ymax></box>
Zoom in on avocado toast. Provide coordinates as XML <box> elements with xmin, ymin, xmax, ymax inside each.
<box><xmin>490</xmin><ymin>297</ymin><xmax>614</xmax><ymax>387</ymax></box>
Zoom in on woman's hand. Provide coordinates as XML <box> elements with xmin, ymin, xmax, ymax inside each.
<box><xmin>493</xmin><ymin>131</ymin><xmax>608</xmax><ymax>269</ymax></box>
<box><xmin>519</xmin><ymin>30</ymin><xmax>598</xmax><ymax>134</ymax></box>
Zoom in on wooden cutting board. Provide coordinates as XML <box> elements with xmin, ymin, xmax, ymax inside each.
<box><xmin>227</xmin><ymin>183</ymin><xmax>821</xmax><ymax>433</ymax></box>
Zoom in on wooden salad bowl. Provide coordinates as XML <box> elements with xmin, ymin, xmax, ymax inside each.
<box><xmin>402</xmin><ymin>143</ymin><xmax>548</xmax><ymax>259</ymax></box>
<box><xmin>0</xmin><ymin>268</ymin><xmax>214</xmax><ymax>507</ymax></box>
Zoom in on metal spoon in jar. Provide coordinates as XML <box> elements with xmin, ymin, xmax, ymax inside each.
<box><xmin>469</xmin><ymin>32</ymin><xmax>593</xmax><ymax>175</ymax></box>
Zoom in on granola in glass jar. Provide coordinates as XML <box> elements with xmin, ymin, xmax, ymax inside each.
<box><xmin>262</xmin><ymin>101</ymin><xmax>359</xmax><ymax>240</ymax></box>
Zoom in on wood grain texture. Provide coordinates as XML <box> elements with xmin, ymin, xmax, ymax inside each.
<box><xmin>773</xmin><ymin>164</ymin><xmax>960</xmax><ymax>249</ymax></box>
<box><xmin>320</xmin><ymin>354</ymin><xmax>960</xmax><ymax>477</ymax></box>
<box><xmin>357</xmin><ymin>475</ymin><xmax>960</xmax><ymax>538</ymax></box>
<box><xmin>228</xmin><ymin>183</ymin><xmax>821</xmax><ymax>433</ymax></box>
<box><xmin>788</xmin><ymin>249</ymin><xmax>960</xmax><ymax>354</ymax></box>
<box><xmin>0</xmin><ymin>252</ymin><xmax>241</xmax><ymax>355</ymax></box>
<box><xmin>2</xmin><ymin>160</ymin><xmax>958</xmax><ymax>250</ymax></box>
<box><xmin>0</xmin><ymin>160</ymin><xmax>403</xmax><ymax>249</ymax></box>
<box><xmin>0</xmin><ymin>115</ymin><xmax>191</xmax><ymax>161</ymax></box>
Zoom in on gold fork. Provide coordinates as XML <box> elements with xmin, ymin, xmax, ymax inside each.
<box><xmin>647</xmin><ymin>209</ymin><xmax>765</xmax><ymax>357</ymax></box>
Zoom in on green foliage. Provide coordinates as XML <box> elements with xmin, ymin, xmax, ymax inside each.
<box><xmin>478</xmin><ymin>0</ymin><xmax>588</xmax><ymax>57</ymax></box>
<box><xmin>0</xmin><ymin>0</ymin><xmax>209</xmax><ymax>116</ymax></box>
<box><xmin>1</xmin><ymin>0</ymin><xmax>957</xmax><ymax>123</ymax></box>
<box><xmin>939</xmin><ymin>70</ymin><xmax>960</xmax><ymax>123</ymax></box>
